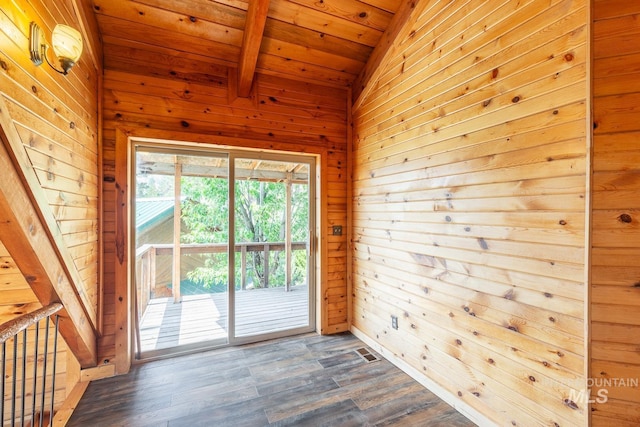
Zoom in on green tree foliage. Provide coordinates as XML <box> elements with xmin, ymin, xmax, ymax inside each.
<box><xmin>136</xmin><ymin>174</ymin><xmax>174</xmax><ymax>198</ymax></box>
<box><xmin>180</xmin><ymin>176</ymin><xmax>229</xmax><ymax>290</ymax></box>
<box><xmin>180</xmin><ymin>176</ymin><xmax>308</xmax><ymax>291</ymax></box>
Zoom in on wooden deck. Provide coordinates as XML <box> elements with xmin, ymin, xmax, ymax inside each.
<box><xmin>138</xmin><ymin>286</ymin><xmax>310</xmax><ymax>356</ymax></box>
<box><xmin>69</xmin><ymin>333</ymin><xmax>476</xmax><ymax>426</ymax></box>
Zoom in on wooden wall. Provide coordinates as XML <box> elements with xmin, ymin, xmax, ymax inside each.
<box><xmin>0</xmin><ymin>0</ymin><xmax>100</xmax><ymax>329</ymax></box>
<box><xmin>100</xmin><ymin>63</ymin><xmax>348</xmax><ymax>367</ymax></box>
<box><xmin>0</xmin><ymin>0</ymin><xmax>100</xmax><ymax>420</ymax></box>
<box><xmin>591</xmin><ymin>1</ymin><xmax>640</xmax><ymax>425</ymax></box>
<box><xmin>351</xmin><ymin>0</ymin><xmax>589</xmax><ymax>425</ymax></box>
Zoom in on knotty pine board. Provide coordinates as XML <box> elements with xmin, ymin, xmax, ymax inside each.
<box><xmin>352</xmin><ymin>0</ymin><xmax>588</xmax><ymax>425</ymax></box>
<box><xmin>592</xmin><ymin>1</ymin><xmax>640</xmax><ymax>424</ymax></box>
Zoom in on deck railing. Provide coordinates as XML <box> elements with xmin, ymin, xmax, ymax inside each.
<box><xmin>135</xmin><ymin>241</ymin><xmax>308</xmax><ymax>307</ymax></box>
<box><xmin>0</xmin><ymin>303</ymin><xmax>63</xmax><ymax>427</ymax></box>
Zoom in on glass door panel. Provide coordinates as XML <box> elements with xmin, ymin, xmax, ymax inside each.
<box><xmin>134</xmin><ymin>148</ymin><xmax>229</xmax><ymax>358</ymax></box>
<box><xmin>233</xmin><ymin>157</ymin><xmax>313</xmax><ymax>339</ymax></box>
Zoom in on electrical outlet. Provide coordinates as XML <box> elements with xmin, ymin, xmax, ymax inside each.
<box><xmin>391</xmin><ymin>315</ymin><xmax>398</xmax><ymax>330</ymax></box>
<box><xmin>332</xmin><ymin>225</ymin><xmax>342</xmax><ymax>236</ymax></box>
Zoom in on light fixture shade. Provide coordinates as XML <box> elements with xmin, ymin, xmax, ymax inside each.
<box><xmin>51</xmin><ymin>24</ymin><xmax>83</xmax><ymax>64</ymax></box>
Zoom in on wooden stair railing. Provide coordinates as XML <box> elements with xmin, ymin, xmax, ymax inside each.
<box><xmin>0</xmin><ymin>303</ymin><xmax>63</xmax><ymax>427</ymax></box>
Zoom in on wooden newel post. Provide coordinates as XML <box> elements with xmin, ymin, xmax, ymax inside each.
<box><xmin>150</xmin><ymin>246</ymin><xmax>157</xmax><ymax>296</ymax></box>
<box><xmin>241</xmin><ymin>244</ymin><xmax>247</xmax><ymax>290</ymax></box>
<box><xmin>264</xmin><ymin>243</ymin><xmax>270</xmax><ymax>288</ymax></box>
<box><xmin>285</xmin><ymin>172</ymin><xmax>292</xmax><ymax>291</ymax></box>
<box><xmin>173</xmin><ymin>159</ymin><xmax>182</xmax><ymax>303</ymax></box>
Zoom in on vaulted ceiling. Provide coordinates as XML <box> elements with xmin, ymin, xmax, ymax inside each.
<box><xmin>91</xmin><ymin>0</ymin><xmax>404</xmax><ymax>93</ymax></box>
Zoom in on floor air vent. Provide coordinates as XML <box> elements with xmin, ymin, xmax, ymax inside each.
<box><xmin>355</xmin><ymin>347</ymin><xmax>380</xmax><ymax>363</ymax></box>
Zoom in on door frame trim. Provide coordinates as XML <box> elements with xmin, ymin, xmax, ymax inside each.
<box><xmin>128</xmin><ymin>137</ymin><xmax>318</xmax><ymax>360</ymax></box>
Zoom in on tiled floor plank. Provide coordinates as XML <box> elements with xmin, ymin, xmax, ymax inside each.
<box><xmin>68</xmin><ymin>332</ymin><xmax>476</xmax><ymax>427</ymax></box>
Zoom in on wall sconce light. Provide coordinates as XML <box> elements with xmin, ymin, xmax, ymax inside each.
<box><xmin>29</xmin><ymin>22</ymin><xmax>83</xmax><ymax>75</ymax></box>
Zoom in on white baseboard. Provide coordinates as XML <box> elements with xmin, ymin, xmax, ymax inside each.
<box><xmin>350</xmin><ymin>326</ymin><xmax>495</xmax><ymax>427</ymax></box>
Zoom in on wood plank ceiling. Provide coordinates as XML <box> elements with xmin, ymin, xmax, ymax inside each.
<box><xmin>91</xmin><ymin>0</ymin><xmax>403</xmax><ymax>90</ymax></box>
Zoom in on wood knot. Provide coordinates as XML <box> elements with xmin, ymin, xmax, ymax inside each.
<box><xmin>487</xmin><ymin>358</ymin><xmax>495</xmax><ymax>364</ymax></box>
<box><xmin>564</xmin><ymin>53</ymin><xmax>574</xmax><ymax>62</ymax></box>
<box><xmin>478</xmin><ymin>237</ymin><xmax>489</xmax><ymax>250</ymax></box>
<box><xmin>618</xmin><ymin>213</ymin><xmax>633</xmax><ymax>223</ymax></box>
<box><xmin>492</xmin><ymin>68</ymin><xmax>499</xmax><ymax>79</ymax></box>
<box><xmin>559</xmin><ymin>219</ymin><xmax>567</xmax><ymax>225</ymax></box>
<box><xmin>511</xmin><ymin>96</ymin><xmax>521</xmax><ymax>103</ymax></box>
<box><xmin>181</xmin><ymin>120</ymin><xmax>189</xmax><ymax>127</ymax></box>
<box><xmin>529</xmin><ymin>375</ymin><xmax>536</xmax><ymax>382</ymax></box>
<box><xmin>507</xmin><ymin>325</ymin><xmax>519</xmax><ymax>332</ymax></box>
<box><xmin>472</xmin><ymin>391</ymin><xmax>480</xmax><ymax>397</ymax></box>
<box><xmin>563</xmin><ymin>398</ymin><xmax>579</xmax><ymax>410</ymax></box>
<box><xmin>456</xmin><ymin>339</ymin><xmax>462</xmax><ymax>345</ymax></box>
<box><xmin>359</xmin><ymin>12</ymin><xmax>367</xmax><ymax>18</ymax></box>
<box><xmin>189</xmin><ymin>16</ymin><xmax>197</xmax><ymax>22</ymax></box>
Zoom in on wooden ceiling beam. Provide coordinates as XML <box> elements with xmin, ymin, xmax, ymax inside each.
<box><xmin>237</xmin><ymin>0</ymin><xmax>271</xmax><ymax>97</ymax></box>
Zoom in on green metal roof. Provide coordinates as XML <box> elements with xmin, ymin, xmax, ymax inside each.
<box><xmin>136</xmin><ymin>198</ymin><xmax>174</xmax><ymax>231</ymax></box>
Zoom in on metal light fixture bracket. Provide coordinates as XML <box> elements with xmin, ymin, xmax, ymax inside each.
<box><xmin>29</xmin><ymin>21</ymin><xmax>81</xmax><ymax>75</ymax></box>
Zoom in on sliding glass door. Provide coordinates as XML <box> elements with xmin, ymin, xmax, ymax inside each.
<box><xmin>133</xmin><ymin>145</ymin><xmax>315</xmax><ymax>358</ymax></box>
<box><xmin>231</xmin><ymin>157</ymin><xmax>314</xmax><ymax>340</ymax></box>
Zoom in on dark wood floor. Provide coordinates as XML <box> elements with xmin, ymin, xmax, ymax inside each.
<box><xmin>68</xmin><ymin>333</ymin><xmax>476</xmax><ymax>427</ymax></box>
